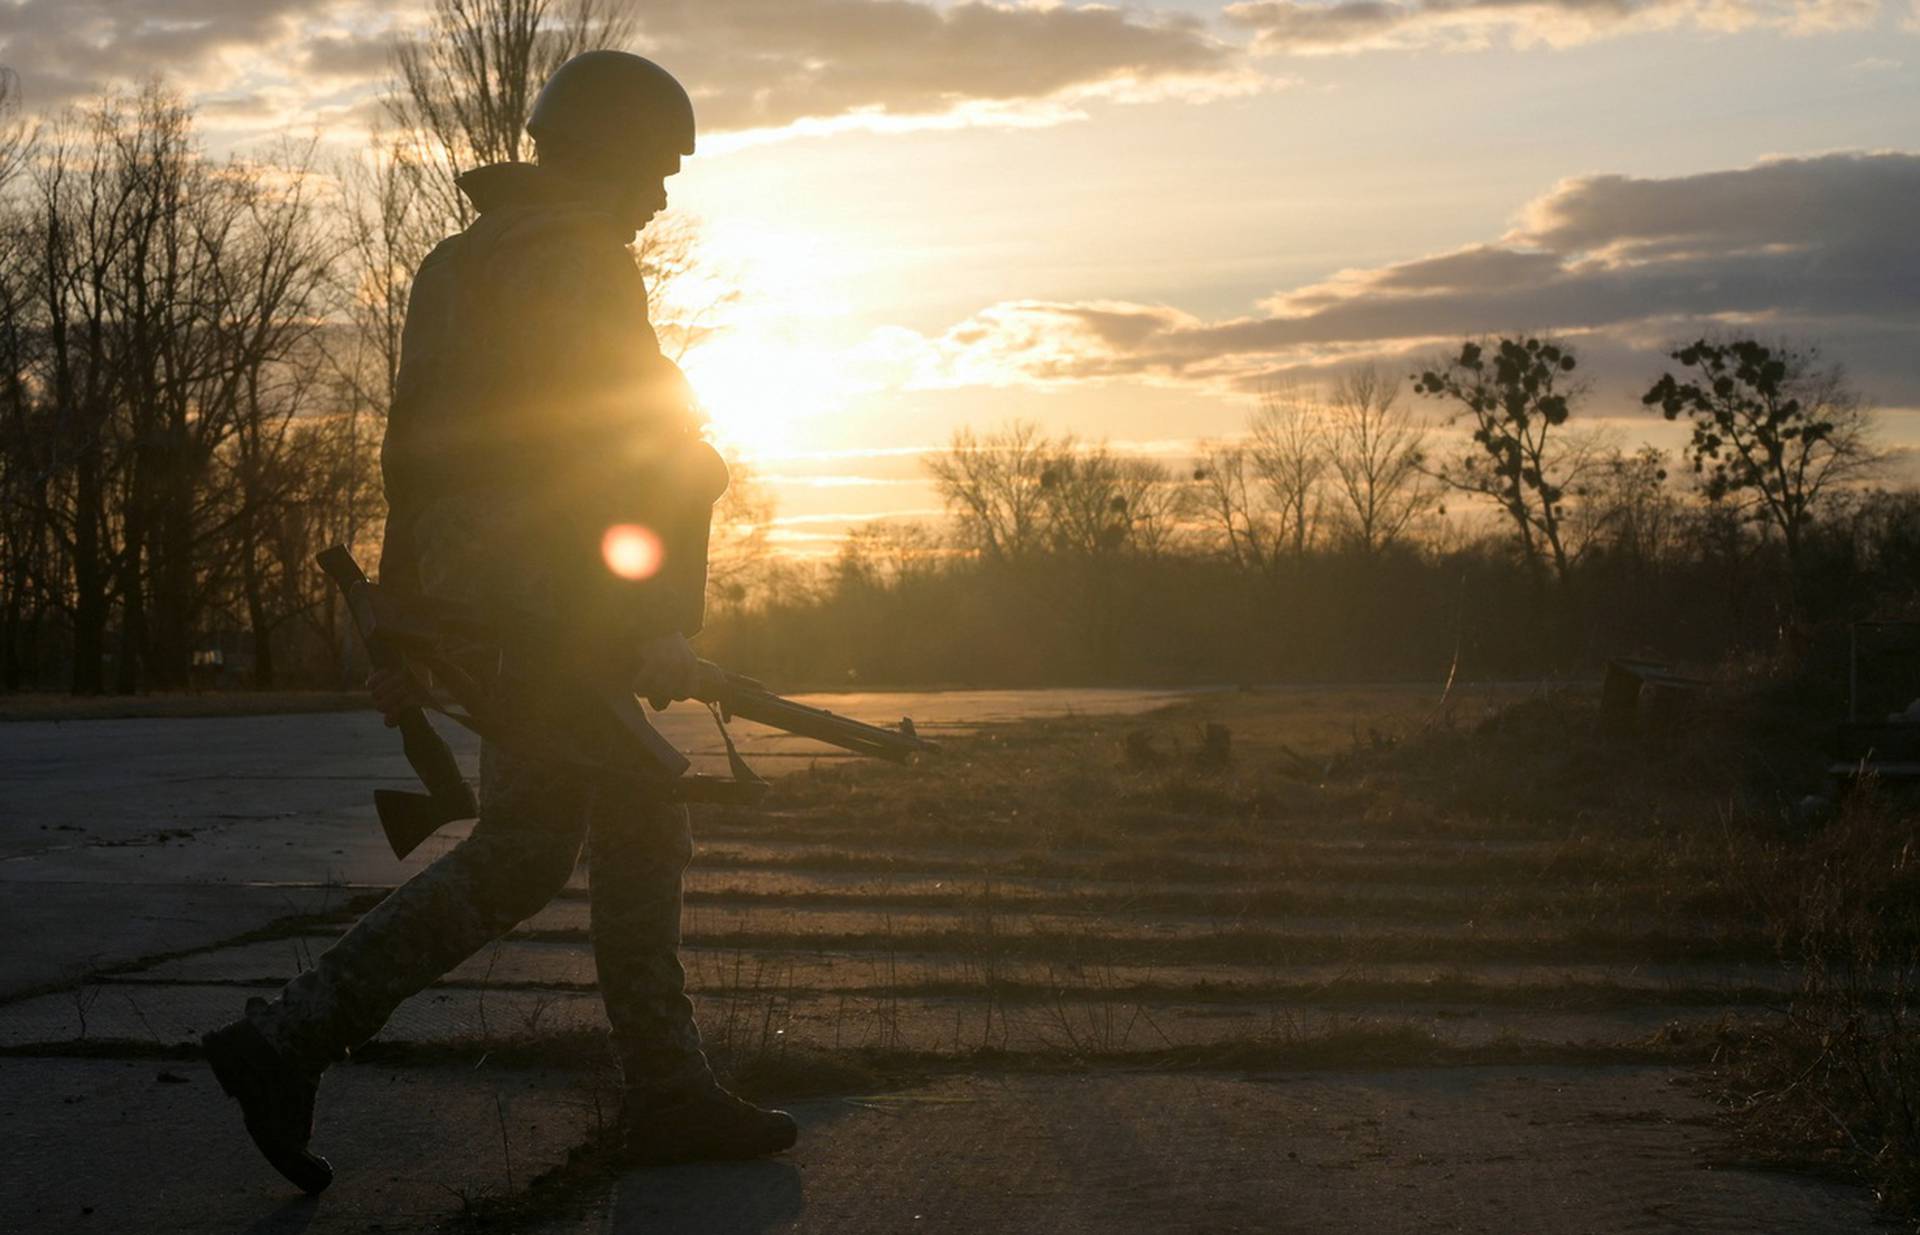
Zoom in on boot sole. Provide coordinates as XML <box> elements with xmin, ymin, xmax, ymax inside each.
<box><xmin>203</xmin><ymin>1023</ymin><xmax>334</xmax><ymax>1195</ymax></box>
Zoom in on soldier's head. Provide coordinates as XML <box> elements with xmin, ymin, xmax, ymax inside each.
<box><xmin>529</xmin><ymin>51</ymin><xmax>695</xmax><ymax>234</ymax></box>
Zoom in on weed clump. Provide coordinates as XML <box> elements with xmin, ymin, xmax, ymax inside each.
<box><xmin>1721</xmin><ymin>786</ymin><xmax>1920</xmax><ymax>1217</ymax></box>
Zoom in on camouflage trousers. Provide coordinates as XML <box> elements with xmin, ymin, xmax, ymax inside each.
<box><xmin>248</xmin><ymin>496</ymin><xmax>710</xmax><ymax>1095</ymax></box>
<box><xmin>248</xmin><ymin>742</ymin><xmax>711</xmax><ymax>1094</ymax></box>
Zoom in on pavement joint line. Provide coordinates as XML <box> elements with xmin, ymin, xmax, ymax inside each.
<box><xmin>503</xmin><ymin>926</ymin><xmax>1784</xmax><ymax>964</ymax></box>
<box><xmin>0</xmin><ymin>1031</ymin><xmax>1729</xmax><ymax>1071</ymax></box>
<box><xmin>157</xmin><ymin>773</ymin><xmax>428</xmax><ymax>783</ymax></box>
<box><xmin>75</xmin><ymin>970</ymin><xmax>1801</xmax><ymax>1008</ymax></box>
<box><xmin>0</xmin><ymin>892</ymin><xmax>379</xmax><ymax>1011</ymax></box>
<box><xmin>156</xmin><ymin>911</ymin><xmax>1785</xmax><ymax>956</ymax></box>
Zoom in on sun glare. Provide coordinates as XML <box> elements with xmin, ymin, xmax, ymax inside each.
<box><xmin>601</xmin><ymin>524</ymin><xmax>664</xmax><ymax>580</ymax></box>
<box><xmin>681</xmin><ymin>336</ymin><xmax>850</xmax><ymax>458</ymax></box>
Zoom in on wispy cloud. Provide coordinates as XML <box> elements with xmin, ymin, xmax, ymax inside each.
<box><xmin>651</xmin><ymin>0</ymin><xmax>1263</xmax><ymax>142</ymax></box>
<box><xmin>770</xmin><ymin>508</ymin><xmax>947</xmax><ymax>525</ymax></box>
<box><xmin>1226</xmin><ymin>0</ymin><xmax>1884</xmax><ymax>56</ymax></box>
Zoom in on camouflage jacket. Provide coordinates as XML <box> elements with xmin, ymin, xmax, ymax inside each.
<box><xmin>380</xmin><ymin>162</ymin><xmax>725</xmax><ymax>639</ymax></box>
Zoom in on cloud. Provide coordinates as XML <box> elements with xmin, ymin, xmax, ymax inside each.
<box><xmin>896</xmin><ymin>151</ymin><xmax>1920</xmax><ymax>403</ymax></box>
<box><xmin>0</xmin><ymin>0</ymin><xmax>1258</xmax><ymax>141</ymax></box>
<box><xmin>634</xmin><ymin>1</ymin><xmax>1255</xmax><ymax>139</ymax></box>
<box><xmin>302</xmin><ymin>32</ymin><xmax>402</xmax><ymax>82</ymax></box>
<box><xmin>1224</xmin><ymin>0</ymin><xmax>1884</xmax><ymax>55</ymax></box>
<box><xmin>0</xmin><ymin>0</ymin><xmax>366</xmax><ymax>110</ymax></box>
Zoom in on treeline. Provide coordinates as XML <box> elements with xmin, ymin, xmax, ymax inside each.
<box><xmin>0</xmin><ymin>82</ymin><xmax>384</xmax><ymax>691</ymax></box>
<box><xmin>704</xmin><ymin>341</ymin><xmax>1908</xmax><ymax>687</ymax></box>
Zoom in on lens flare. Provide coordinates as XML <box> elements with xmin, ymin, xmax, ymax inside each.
<box><xmin>601</xmin><ymin>523</ymin><xmax>664</xmax><ymax>580</ymax></box>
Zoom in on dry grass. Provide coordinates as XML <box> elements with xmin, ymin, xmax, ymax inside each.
<box><xmin>1715</xmin><ymin>784</ymin><xmax>1920</xmax><ymax>1217</ymax></box>
<box><xmin>697</xmin><ymin>673</ymin><xmax>1912</xmax><ymax>1218</ymax></box>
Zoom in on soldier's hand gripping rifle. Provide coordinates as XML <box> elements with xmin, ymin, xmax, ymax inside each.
<box><xmin>317</xmin><ymin>545</ymin><xmax>935</xmax><ymax>860</ymax></box>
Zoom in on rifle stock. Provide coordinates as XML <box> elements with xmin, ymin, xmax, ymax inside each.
<box><xmin>317</xmin><ymin>546</ymin><xmax>478</xmax><ymax>859</ymax></box>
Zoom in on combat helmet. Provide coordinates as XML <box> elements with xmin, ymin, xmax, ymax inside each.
<box><xmin>527</xmin><ymin>51</ymin><xmax>695</xmax><ymax>162</ymax></box>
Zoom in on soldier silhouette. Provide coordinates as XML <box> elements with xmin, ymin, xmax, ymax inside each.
<box><xmin>202</xmin><ymin>52</ymin><xmax>796</xmax><ymax>1194</ymax></box>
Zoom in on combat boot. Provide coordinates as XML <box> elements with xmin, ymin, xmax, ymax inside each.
<box><xmin>621</xmin><ymin>1078</ymin><xmax>798</xmax><ymax>1165</ymax></box>
<box><xmin>202</xmin><ymin>1000</ymin><xmax>333</xmax><ymax>1194</ymax></box>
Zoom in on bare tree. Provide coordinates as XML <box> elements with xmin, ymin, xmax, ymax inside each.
<box><xmin>705</xmin><ymin>451</ymin><xmax>778</xmax><ymax>611</ymax></box>
<box><xmin>1248</xmin><ymin>383</ymin><xmax>1327</xmax><ymax>557</ymax></box>
<box><xmin>0</xmin><ymin>70</ymin><xmax>47</xmax><ymax>687</ymax></box>
<box><xmin>1</xmin><ymin>84</ymin><xmax>346</xmax><ymax>691</ymax></box>
<box><xmin>1322</xmin><ymin>365</ymin><xmax>1432</xmax><ymax>554</ymax></box>
<box><xmin>0</xmin><ymin>68</ymin><xmax>30</xmax><ymax>193</ymax></box>
<box><xmin>1039</xmin><ymin>443</ymin><xmax>1162</xmax><ymax>558</ymax></box>
<box><xmin>212</xmin><ymin>151</ymin><xmax>339</xmax><ymax>688</ymax></box>
<box><xmin>834</xmin><ymin>520</ymin><xmax>941</xmax><ymax>592</ymax></box>
<box><xmin>335</xmin><ymin>133</ymin><xmax>438</xmax><ymax>417</ymax></box>
<box><xmin>1191</xmin><ymin>442</ymin><xmax>1281</xmax><ymax>575</ymax></box>
<box><xmin>1565</xmin><ymin>446</ymin><xmax>1679</xmax><ymax>570</ymax></box>
<box><xmin>25</xmin><ymin>96</ymin><xmax>146</xmax><ymax>692</ymax></box>
<box><xmin>108</xmin><ymin>90</ymin><xmax>266</xmax><ymax>689</ymax></box>
<box><xmin>926</xmin><ymin>422</ymin><xmax>1053</xmax><ymax>562</ymax></box>
<box><xmin>1109</xmin><ymin>456</ymin><xmax>1186</xmax><ymax>558</ymax></box>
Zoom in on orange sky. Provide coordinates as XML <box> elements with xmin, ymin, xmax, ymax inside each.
<box><xmin>5</xmin><ymin>1</ymin><xmax>1918</xmax><ymax>552</ymax></box>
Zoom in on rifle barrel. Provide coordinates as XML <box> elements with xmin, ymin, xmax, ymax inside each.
<box><xmin>697</xmin><ymin>667</ymin><xmax>933</xmax><ymax>763</ymax></box>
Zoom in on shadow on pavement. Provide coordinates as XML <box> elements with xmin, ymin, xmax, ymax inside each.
<box><xmin>608</xmin><ymin>1159</ymin><xmax>803</xmax><ymax>1232</ymax></box>
<box><xmin>242</xmin><ymin>1195</ymin><xmax>320</xmax><ymax>1234</ymax></box>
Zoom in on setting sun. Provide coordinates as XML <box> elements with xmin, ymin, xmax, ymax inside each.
<box><xmin>679</xmin><ymin>335</ymin><xmax>850</xmax><ymax>458</ymax></box>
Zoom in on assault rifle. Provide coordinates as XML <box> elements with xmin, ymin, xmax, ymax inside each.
<box><xmin>317</xmin><ymin>546</ymin><xmax>934</xmax><ymax>859</ymax></box>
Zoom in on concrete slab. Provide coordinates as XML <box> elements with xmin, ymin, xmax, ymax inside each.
<box><xmin>0</xmin><ymin>1057</ymin><xmax>603</xmax><ymax>1235</ymax></box>
<box><xmin>122</xmin><ymin>935</ymin><xmax>1799</xmax><ymax>999</ymax></box>
<box><xmin>514</xmin><ymin>895</ymin><xmax>1734</xmax><ymax>951</ymax></box>
<box><xmin>0</xmin><ymin>882</ymin><xmax>352</xmax><ymax>1002</ymax></box>
<box><xmin>0</xmin><ymin>711</ymin><xmax>446</xmax><ymax>857</ymax></box>
<box><xmin>0</xmin><ymin>979</ymin><xmax>1762</xmax><ymax>1055</ymax></box>
<box><xmin>548</xmin><ymin>1069</ymin><xmax>1875</xmax><ymax>1234</ymax></box>
<box><xmin>0</xmin><ymin>982</ymin><xmax>602</xmax><ymax>1049</ymax></box>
